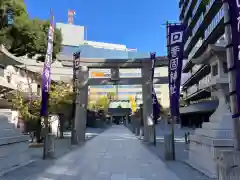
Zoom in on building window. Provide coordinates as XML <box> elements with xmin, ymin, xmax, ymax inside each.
<box><xmin>223</xmin><ymin>62</ymin><xmax>228</xmax><ymax>74</ymax></box>
<box><xmin>212</xmin><ymin>64</ymin><xmax>218</xmax><ymax>76</ymax></box>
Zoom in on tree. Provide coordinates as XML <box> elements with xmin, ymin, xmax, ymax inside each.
<box><xmin>107</xmin><ymin>92</ymin><xmax>116</xmax><ymax>101</ymax></box>
<box><xmin>129</xmin><ymin>96</ymin><xmax>137</xmax><ymax>112</ymax></box>
<box><xmin>11</xmin><ymin>82</ymin><xmax>73</xmax><ymax>140</ymax></box>
<box><xmin>88</xmin><ymin>100</ymin><xmax>96</xmax><ymax>111</ymax></box>
<box><xmin>48</xmin><ymin>82</ymin><xmax>73</xmax><ymax>115</ymax></box>
<box><xmin>0</xmin><ymin>0</ymin><xmax>62</xmax><ymax>60</ymax></box>
<box><xmin>95</xmin><ymin>96</ymin><xmax>110</xmax><ymax>113</ymax></box>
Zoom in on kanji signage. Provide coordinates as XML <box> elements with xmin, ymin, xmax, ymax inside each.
<box><xmin>167</xmin><ymin>24</ymin><xmax>185</xmax><ymax>117</ymax></box>
<box><xmin>40</xmin><ymin>13</ymin><xmax>54</xmax><ymax>116</ymax></box>
<box><xmin>227</xmin><ymin>0</ymin><xmax>240</xmax><ymax>118</ymax></box>
<box><xmin>150</xmin><ymin>52</ymin><xmax>160</xmax><ymax>125</ymax></box>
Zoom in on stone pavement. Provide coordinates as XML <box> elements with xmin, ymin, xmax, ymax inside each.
<box><xmin>0</xmin><ymin>127</ymin><xmax>105</xmax><ymax>177</ymax></box>
<box><xmin>144</xmin><ymin>124</ymin><xmax>213</xmax><ymax>180</ymax></box>
<box><xmin>3</xmin><ymin>125</ymin><xmax>186</xmax><ymax>180</ymax></box>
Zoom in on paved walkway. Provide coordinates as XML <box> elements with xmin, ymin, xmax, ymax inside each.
<box><xmin>11</xmin><ymin>125</ymin><xmax>183</xmax><ymax>180</ymax></box>
<box><xmin>0</xmin><ymin>127</ymin><xmax>105</xmax><ymax>178</ymax></box>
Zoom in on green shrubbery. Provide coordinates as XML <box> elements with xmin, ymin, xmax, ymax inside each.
<box><xmin>0</xmin><ymin>0</ymin><xmax>62</xmax><ymax>60</ymax></box>
<box><xmin>11</xmin><ymin>82</ymin><xmax>73</xmax><ymax>132</ymax></box>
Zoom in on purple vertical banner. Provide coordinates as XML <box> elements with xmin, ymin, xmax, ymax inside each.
<box><xmin>227</xmin><ymin>0</ymin><xmax>240</xmax><ymax>118</ymax></box>
<box><xmin>40</xmin><ymin>12</ymin><xmax>54</xmax><ymax>116</ymax></box>
<box><xmin>150</xmin><ymin>52</ymin><xmax>161</xmax><ymax>124</ymax></box>
<box><xmin>167</xmin><ymin>24</ymin><xmax>185</xmax><ymax>117</ymax></box>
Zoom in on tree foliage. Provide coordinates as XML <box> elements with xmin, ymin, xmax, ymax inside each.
<box><xmin>129</xmin><ymin>96</ymin><xmax>137</xmax><ymax>112</ymax></box>
<box><xmin>95</xmin><ymin>96</ymin><xmax>110</xmax><ymax>113</ymax></box>
<box><xmin>107</xmin><ymin>92</ymin><xmax>116</xmax><ymax>101</ymax></box>
<box><xmin>11</xmin><ymin>82</ymin><xmax>73</xmax><ymax>122</ymax></box>
<box><xmin>88</xmin><ymin>92</ymin><xmax>116</xmax><ymax>112</ymax></box>
<box><xmin>0</xmin><ymin>0</ymin><xmax>62</xmax><ymax>60</ymax></box>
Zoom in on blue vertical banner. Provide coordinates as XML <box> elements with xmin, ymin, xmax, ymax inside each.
<box><xmin>40</xmin><ymin>12</ymin><xmax>54</xmax><ymax>116</ymax></box>
<box><xmin>226</xmin><ymin>0</ymin><xmax>240</xmax><ymax>118</ymax></box>
<box><xmin>150</xmin><ymin>52</ymin><xmax>161</xmax><ymax>124</ymax></box>
<box><xmin>167</xmin><ymin>24</ymin><xmax>185</xmax><ymax>117</ymax></box>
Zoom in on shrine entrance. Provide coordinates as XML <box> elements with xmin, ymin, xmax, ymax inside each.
<box><xmin>74</xmin><ymin>57</ymin><xmax>168</xmax><ymax>143</ymax></box>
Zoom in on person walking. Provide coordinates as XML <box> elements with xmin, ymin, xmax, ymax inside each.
<box><xmin>139</xmin><ymin>104</ymin><xmax>144</xmax><ymax>137</ymax></box>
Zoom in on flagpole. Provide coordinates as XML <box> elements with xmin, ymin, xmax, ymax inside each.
<box><xmin>166</xmin><ymin>21</ymin><xmax>176</xmax><ymax>161</ymax></box>
<box><xmin>150</xmin><ymin>52</ymin><xmax>159</xmax><ymax>146</ymax></box>
<box><xmin>152</xmin><ymin>60</ymin><xmax>156</xmax><ymax>146</ymax></box>
<box><xmin>42</xmin><ymin>9</ymin><xmax>54</xmax><ymax>159</ymax></box>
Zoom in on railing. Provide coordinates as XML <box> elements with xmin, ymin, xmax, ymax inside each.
<box><xmin>182</xmin><ymin>64</ymin><xmax>202</xmax><ymax>85</ymax></box>
<box><xmin>184</xmin><ymin>13</ymin><xmax>203</xmax><ymax>55</ymax></box>
<box><xmin>192</xmin><ymin>13</ymin><xmax>204</xmax><ymax>35</ymax></box>
<box><xmin>184</xmin><ymin>11</ymin><xmax>203</xmax><ymax>52</ymax></box>
<box><xmin>204</xmin><ymin>6</ymin><xmax>224</xmax><ymax>40</ymax></box>
<box><xmin>186</xmin><ymin>4</ymin><xmax>223</xmax><ymax>62</ymax></box>
<box><xmin>188</xmin><ymin>17</ymin><xmax>192</xmax><ymax>27</ymax></box>
<box><xmin>205</xmin><ymin>0</ymin><xmax>215</xmax><ymax>14</ymax></box>
<box><xmin>186</xmin><ymin>84</ymin><xmax>198</xmax><ymax>96</ymax></box>
<box><xmin>191</xmin><ymin>64</ymin><xmax>202</xmax><ymax>74</ymax></box>
<box><xmin>199</xmin><ymin>73</ymin><xmax>211</xmax><ymax>89</ymax></box>
<box><xmin>183</xmin><ymin>91</ymin><xmax>187</xmax><ymax>99</ymax></box>
<box><xmin>180</xmin><ymin>0</ymin><xmax>187</xmax><ymax>16</ymax></box>
<box><xmin>192</xmin><ymin>0</ymin><xmax>201</xmax><ymax>18</ymax></box>
<box><xmin>179</xmin><ymin>0</ymin><xmax>184</xmax><ymax>8</ymax></box>
<box><xmin>188</xmin><ymin>38</ymin><xmax>203</xmax><ymax>61</ymax></box>
<box><xmin>184</xmin><ymin>36</ymin><xmax>192</xmax><ymax>51</ymax></box>
<box><xmin>184</xmin><ymin>0</ymin><xmax>192</xmax><ymax>18</ymax></box>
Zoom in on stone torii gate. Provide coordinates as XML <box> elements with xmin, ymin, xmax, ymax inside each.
<box><xmin>74</xmin><ymin>57</ymin><xmax>168</xmax><ymax>143</ymax></box>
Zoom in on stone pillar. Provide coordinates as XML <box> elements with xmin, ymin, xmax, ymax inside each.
<box><xmin>187</xmin><ymin>84</ymin><xmax>234</xmax><ymax>178</ymax></box>
<box><xmin>75</xmin><ymin>66</ymin><xmax>89</xmax><ymax>142</ymax></box>
<box><xmin>141</xmin><ymin>61</ymin><xmax>155</xmax><ymax>143</ymax></box>
<box><xmin>216</xmin><ymin>150</ymin><xmax>240</xmax><ymax>179</ymax></box>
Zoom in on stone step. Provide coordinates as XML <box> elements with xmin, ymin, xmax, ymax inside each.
<box><xmin>0</xmin><ymin>129</ymin><xmax>23</xmax><ymax>137</ymax></box>
<box><xmin>0</xmin><ymin>135</ymin><xmax>28</xmax><ymax>146</ymax></box>
<box><xmin>189</xmin><ymin>134</ymin><xmax>234</xmax><ymax>147</ymax></box>
<box><xmin>187</xmin><ymin>149</ymin><xmax>217</xmax><ymax>179</ymax></box>
<box><xmin>202</xmin><ymin>120</ymin><xmax>233</xmax><ymax>130</ymax></box>
<box><xmin>0</xmin><ymin>142</ymin><xmax>33</xmax><ymax>174</ymax></box>
<box><xmin>0</xmin><ymin>110</ymin><xmax>29</xmax><ymax>145</ymax></box>
<box><xmin>194</xmin><ymin>128</ymin><xmax>233</xmax><ymax>139</ymax></box>
<box><xmin>189</xmin><ymin>139</ymin><xmax>232</xmax><ymax>158</ymax></box>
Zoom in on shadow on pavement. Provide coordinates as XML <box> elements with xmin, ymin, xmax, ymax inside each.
<box><xmin>139</xmin><ymin>125</ymin><xmax>214</xmax><ymax>180</ymax></box>
<box><xmin>2</xmin><ymin>127</ymin><xmax>108</xmax><ymax>180</ymax></box>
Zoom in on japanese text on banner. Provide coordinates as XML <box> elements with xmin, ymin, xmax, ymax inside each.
<box><xmin>227</xmin><ymin>0</ymin><xmax>240</xmax><ymax>118</ymax></box>
<box><xmin>167</xmin><ymin>24</ymin><xmax>185</xmax><ymax>117</ymax></box>
<box><xmin>40</xmin><ymin>14</ymin><xmax>54</xmax><ymax>117</ymax></box>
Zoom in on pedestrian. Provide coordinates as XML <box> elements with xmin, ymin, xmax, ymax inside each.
<box><xmin>139</xmin><ymin>104</ymin><xmax>144</xmax><ymax>137</ymax></box>
<box><xmin>187</xmin><ymin>132</ymin><xmax>190</xmax><ymax>144</ymax></box>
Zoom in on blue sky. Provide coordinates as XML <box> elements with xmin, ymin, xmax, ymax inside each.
<box><xmin>25</xmin><ymin>0</ymin><xmax>179</xmax><ymax>56</ymax></box>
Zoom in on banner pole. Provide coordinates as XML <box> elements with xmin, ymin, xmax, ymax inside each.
<box><xmin>42</xmin><ymin>103</ymin><xmax>49</xmax><ymax>159</ymax></box>
<box><xmin>166</xmin><ymin>20</ymin><xmax>176</xmax><ymax>161</ymax></box>
<box><xmin>222</xmin><ymin>1</ymin><xmax>240</xmax><ymax>150</ymax></box>
<box><xmin>41</xmin><ymin>10</ymin><xmax>54</xmax><ymax>159</ymax></box>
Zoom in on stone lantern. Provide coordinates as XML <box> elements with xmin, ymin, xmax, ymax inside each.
<box><xmin>187</xmin><ymin>45</ymin><xmax>233</xmax><ymax>178</ymax></box>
